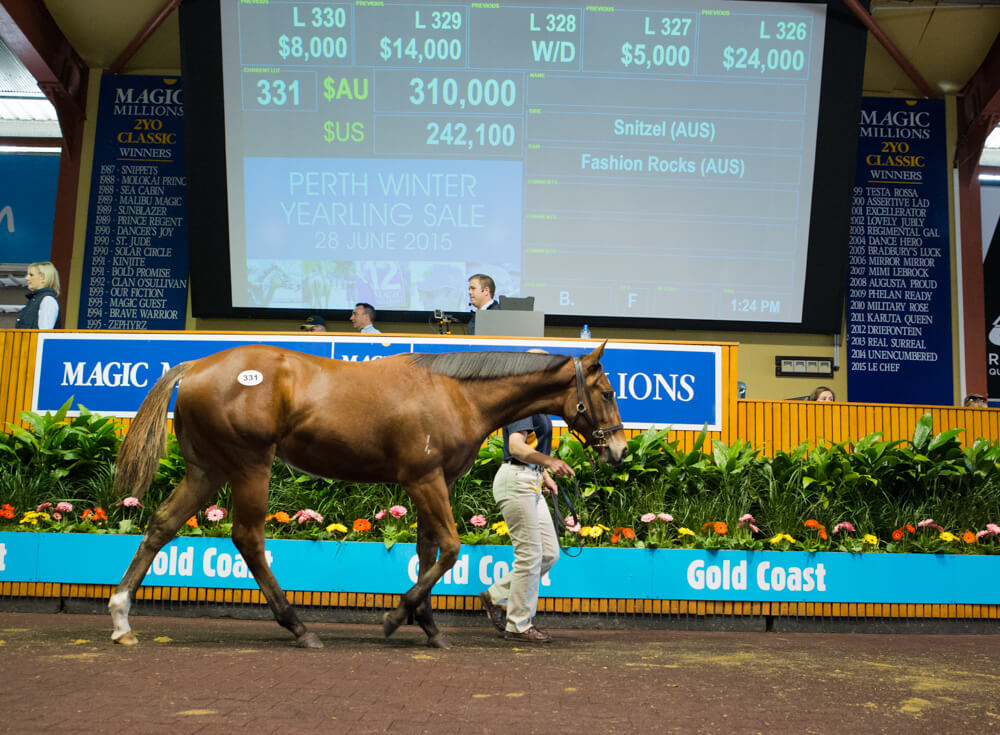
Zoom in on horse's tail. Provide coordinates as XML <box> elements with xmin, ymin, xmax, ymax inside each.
<box><xmin>113</xmin><ymin>361</ymin><xmax>194</xmax><ymax>501</ymax></box>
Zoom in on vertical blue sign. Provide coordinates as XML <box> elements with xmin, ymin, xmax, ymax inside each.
<box><xmin>0</xmin><ymin>155</ymin><xmax>60</xmax><ymax>263</ymax></box>
<box><xmin>846</xmin><ymin>98</ymin><xmax>952</xmax><ymax>405</ymax></box>
<box><xmin>79</xmin><ymin>76</ymin><xmax>188</xmax><ymax>330</ymax></box>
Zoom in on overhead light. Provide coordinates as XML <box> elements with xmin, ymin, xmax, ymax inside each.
<box><xmin>775</xmin><ymin>356</ymin><xmax>834</xmax><ymax>377</ymax></box>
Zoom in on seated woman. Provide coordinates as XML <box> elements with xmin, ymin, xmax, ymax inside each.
<box><xmin>809</xmin><ymin>386</ymin><xmax>835</xmax><ymax>402</ymax></box>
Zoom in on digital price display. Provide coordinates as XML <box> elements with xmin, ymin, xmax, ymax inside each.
<box><xmin>205</xmin><ymin>0</ymin><xmax>845</xmax><ymax>325</ymax></box>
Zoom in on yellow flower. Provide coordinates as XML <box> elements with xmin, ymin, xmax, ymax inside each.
<box><xmin>19</xmin><ymin>511</ymin><xmax>50</xmax><ymax>525</ymax></box>
<box><xmin>678</xmin><ymin>527</ymin><xmax>695</xmax><ymax>536</ymax></box>
<box><xmin>863</xmin><ymin>534</ymin><xmax>879</xmax><ymax>546</ymax></box>
<box><xmin>410</xmin><ymin>521</ymin><xmax>418</xmax><ymax>528</ymax></box>
<box><xmin>587</xmin><ymin>526</ymin><xmax>603</xmax><ymax>538</ymax></box>
<box><xmin>492</xmin><ymin>521</ymin><xmax>509</xmax><ymax>536</ymax></box>
<box><xmin>769</xmin><ymin>533</ymin><xmax>797</xmax><ymax>545</ymax></box>
<box><xmin>325</xmin><ymin>523</ymin><xmax>348</xmax><ymax>534</ymax></box>
<box><xmin>597</xmin><ymin>524</ymin><xmax>610</xmax><ymax>531</ymax></box>
<box><xmin>938</xmin><ymin>531</ymin><xmax>958</xmax><ymax>543</ymax></box>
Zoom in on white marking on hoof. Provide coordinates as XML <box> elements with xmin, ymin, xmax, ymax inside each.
<box><xmin>424</xmin><ymin>434</ymin><xmax>431</xmax><ymax>454</ymax></box>
<box><xmin>109</xmin><ymin>590</ymin><xmax>133</xmax><ymax>642</ymax></box>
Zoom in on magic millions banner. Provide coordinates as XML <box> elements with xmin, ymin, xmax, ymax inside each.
<box><xmin>846</xmin><ymin>98</ymin><xmax>952</xmax><ymax>405</ymax></box>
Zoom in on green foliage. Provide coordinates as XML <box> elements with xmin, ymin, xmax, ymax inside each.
<box><xmin>2</xmin><ymin>409</ymin><xmax>1000</xmax><ymax>553</ymax></box>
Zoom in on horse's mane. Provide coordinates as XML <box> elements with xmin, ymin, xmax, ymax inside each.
<box><xmin>410</xmin><ymin>351</ymin><xmax>570</xmax><ymax>380</ymax></box>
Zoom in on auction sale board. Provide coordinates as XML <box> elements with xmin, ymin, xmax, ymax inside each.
<box><xmin>79</xmin><ymin>75</ymin><xmax>189</xmax><ymax>330</ymax></box>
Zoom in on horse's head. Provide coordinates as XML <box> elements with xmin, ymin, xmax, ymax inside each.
<box><xmin>565</xmin><ymin>341</ymin><xmax>627</xmax><ymax>466</ymax></box>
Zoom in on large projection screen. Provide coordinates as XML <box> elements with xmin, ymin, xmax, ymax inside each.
<box><xmin>180</xmin><ymin>0</ymin><xmax>867</xmax><ymax>332</ymax></box>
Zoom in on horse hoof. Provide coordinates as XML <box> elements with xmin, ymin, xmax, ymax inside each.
<box><xmin>426</xmin><ymin>634</ymin><xmax>450</xmax><ymax>649</ymax></box>
<box><xmin>383</xmin><ymin>611</ymin><xmax>403</xmax><ymax>637</ymax></box>
<box><xmin>112</xmin><ymin>631</ymin><xmax>139</xmax><ymax>646</ymax></box>
<box><xmin>296</xmin><ymin>632</ymin><xmax>323</xmax><ymax>649</ymax></box>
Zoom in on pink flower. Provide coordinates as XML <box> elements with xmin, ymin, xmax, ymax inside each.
<box><xmin>977</xmin><ymin>529</ymin><xmax>990</xmax><ymax>539</ymax></box>
<box><xmin>36</xmin><ymin>502</ymin><xmax>52</xmax><ymax>511</ymax></box>
<box><xmin>52</xmin><ymin>512</ymin><xmax>62</xmax><ymax>521</ymax></box>
<box><xmin>737</xmin><ymin>515</ymin><xmax>759</xmax><ymax>532</ymax></box>
<box><xmin>739</xmin><ymin>513</ymin><xmax>755</xmax><ymax>523</ymax></box>
<box><xmin>389</xmin><ymin>505</ymin><xmax>407</xmax><ymax>519</ymax></box>
<box><xmin>119</xmin><ymin>497</ymin><xmax>143</xmax><ymax>508</ymax></box>
<box><xmin>292</xmin><ymin>508</ymin><xmax>324</xmax><ymax>525</ymax></box>
<box><xmin>470</xmin><ymin>514</ymin><xmax>487</xmax><ymax>527</ymax></box>
<box><xmin>987</xmin><ymin>523</ymin><xmax>1000</xmax><ymax>535</ymax></box>
<box><xmin>566</xmin><ymin>521</ymin><xmax>582</xmax><ymax>533</ymax></box>
<box><xmin>205</xmin><ymin>505</ymin><xmax>227</xmax><ymax>522</ymax></box>
<box><xmin>917</xmin><ymin>518</ymin><xmax>935</xmax><ymax>527</ymax></box>
<box><xmin>55</xmin><ymin>502</ymin><xmax>73</xmax><ymax>513</ymax></box>
<box><xmin>640</xmin><ymin>513</ymin><xmax>656</xmax><ymax>523</ymax></box>
<box><xmin>657</xmin><ymin>513</ymin><xmax>674</xmax><ymax>522</ymax></box>
<box><xmin>832</xmin><ymin>522</ymin><xmax>856</xmax><ymax>534</ymax></box>
<box><xmin>375</xmin><ymin>509</ymin><xmax>386</xmax><ymax>520</ymax></box>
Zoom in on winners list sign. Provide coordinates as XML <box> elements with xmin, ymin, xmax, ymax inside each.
<box><xmin>846</xmin><ymin>98</ymin><xmax>951</xmax><ymax>405</ymax></box>
<box><xmin>79</xmin><ymin>76</ymin><xmax>188</xmax><ymax>330</ymax></box>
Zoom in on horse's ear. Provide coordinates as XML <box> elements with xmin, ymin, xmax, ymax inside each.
<box><xmin>588</xmin><ymin>340</ymin><xmax>607</xmax><ymax>363</ymax></box>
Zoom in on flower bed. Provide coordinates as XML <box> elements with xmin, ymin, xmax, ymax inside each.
<box><xmin>2</xmin><ymin>403</ymin><xmax>999</xmax><ymax>554</ymax></box>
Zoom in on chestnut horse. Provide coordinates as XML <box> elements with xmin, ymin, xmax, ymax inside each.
<box><xmin>109</xmin><ymin>342</ymin><xmax>626</xmax><ymax>648</ymax></box>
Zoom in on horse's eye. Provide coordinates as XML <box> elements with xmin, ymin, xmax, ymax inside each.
<box><xmin>601</xmin><ymin>391</ymin><xmax>614</xmax><ymax>402</ymax></box>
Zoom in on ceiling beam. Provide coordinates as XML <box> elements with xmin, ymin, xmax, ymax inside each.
<box><xmin>109</xmin><ymin>0</ymin><xmax>183</xmax><ymax>74</ymax></box>
<box><xmin>0</xmin><ymin>0</ymin><xmax>87</xmax><ymax>152</ymax></box>
<box><xmin>842</xmin><ymin>0</ymin><xmax>938</xmax><ymax>99</ymax></box>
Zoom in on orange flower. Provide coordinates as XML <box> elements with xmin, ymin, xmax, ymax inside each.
<box><xmin>186</xmin><ymin>516</ymin><xmax>199</xmax><ymax>528</ymax></box>
<box><xmin>804</xmin><ymin>519</ymin><xmax>821</xmax><ymax>529</ymax></box>
<box><xmin>904</xmin><ymin>524</ymin><xmax>916</xmax><ymax>534</ymax></box>
<box><xmin>0</xmin><ymin>503</ymin><xmax>15</xmax><ymax>520</ymax></box>
<box><xmin>713</xmin><ymin>522</ymin><xmax>728</xmax><ymax>535</ymax></box>
<box><xmin>892</xmin><ymin>528</ymin><xmax>904</xmax><ymax>540</ymax></box>
<box><xmin>611</xmin><ymin>527</ymin><xmax>636</xmax><ymax>543</ymax></box>
<box><xmin>353</xmin><ymin>518</ymin><xmax>372</xmax><ymax>533</ymax></box>
<box><xmin>84</xmin><ymin>507</ymin><xmax>108</xmax><ymax>522</ymax></box>
<box><xmin>266</xmin><ymin>511</ymin><xmax>291</xmax><ymax>523</ymax></box>
<box><xmin>962</xmin><ymin>530</ymin><xmax>976</xmax><ymax>544</ymax></box>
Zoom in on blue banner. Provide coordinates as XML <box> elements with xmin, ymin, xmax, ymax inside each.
<box><xmin>32</xmin><ymin>333</ymin><xmax>721</xmax><ymax>429</ymax></box>
<box><xmin>78</xmin><ymin>76</ymin><xmax>189</xmax><ymax>330</ymax></box>
<box><xmin>2</xmin><ymin>533</ymin><xmax>997</xmax><ymax>604</ymax></box>
<box><xmin>0</xmin><ymin>155</ymin><xmax>60</xmax><ymax>263</ymax></box>
<box><xmin>846</xmin><ymin>98</ymin><xmax>952</xmax><ymax>404</ymax></box>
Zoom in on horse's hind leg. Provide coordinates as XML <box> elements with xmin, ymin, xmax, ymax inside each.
<box><xmin>110</xmin><ymin>466</ymin><xmax>219</xmax><ymax>644</ymax></box>
<box><xmin>229</xmin><ymin>468</ymin><xmax>322</xmax><ymax>649</ymax></box>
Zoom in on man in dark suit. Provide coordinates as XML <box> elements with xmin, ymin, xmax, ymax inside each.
<box><xmin>467</xmin><ymin>273</ymin><xmax>499</xmax><ymax>335</ymax></box>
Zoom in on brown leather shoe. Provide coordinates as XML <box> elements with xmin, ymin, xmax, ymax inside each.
<box><xmin>479</xmin><ymin>591</ymin><xmax>506</xmax><ymax>633</ymax></box>
<box><xmin>504</xmin><ymin>626</ymin><xmax>552</xmax><ymax>643</ymax></box>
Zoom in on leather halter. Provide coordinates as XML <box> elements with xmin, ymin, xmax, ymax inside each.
<box><xmin>570</xmin><ymin>356</ymin><xmax>624</xmax><ymax>448</ymax></box>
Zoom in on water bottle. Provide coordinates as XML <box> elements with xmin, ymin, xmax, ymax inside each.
<box><xmin>580</xmin><ymin>324</ymin><xmax>591</xmax><ymax>339</ymax></box>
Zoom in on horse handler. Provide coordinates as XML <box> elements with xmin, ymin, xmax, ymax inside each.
<box><xmin>479</xmin><ymin>407</ymin><xmax>575</xmax><ymax>643</ymax></box>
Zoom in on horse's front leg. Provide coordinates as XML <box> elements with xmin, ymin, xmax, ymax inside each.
<box><xmin>383</xmin><ymin>477</ymin><xmax>459</xmax><ymax>648</ymax></box>
<box><xmin>412</xmin><ymin>519</ymin><xmax>446</xmax><ymax>646</ymax></box>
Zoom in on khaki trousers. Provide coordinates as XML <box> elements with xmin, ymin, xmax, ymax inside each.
<box><xmin>487</xmin><ymin>462</ymin><xmax>559</xmax><ymax>633</ymax></box>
